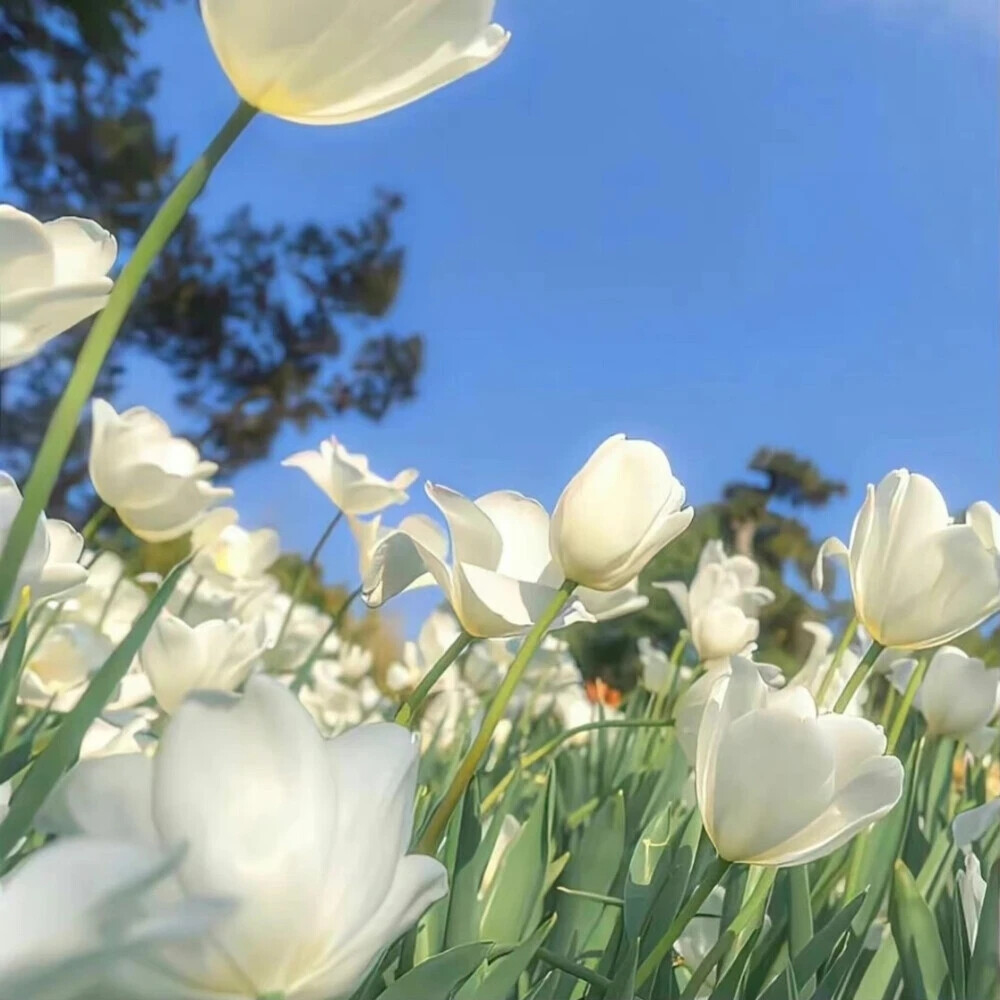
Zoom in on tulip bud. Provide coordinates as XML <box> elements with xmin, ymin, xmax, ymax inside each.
<box><xmin>550</xmin><ymin>435</ymin><xmax>693</xmax><ymax>591</ymax></box>
<box><xmin>912</xmin><ymin>646</ymin><xmax>1000</xmax><ymax>740</ymax></box>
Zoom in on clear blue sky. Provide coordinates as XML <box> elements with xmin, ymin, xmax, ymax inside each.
<box><xmin>127</xmin><ymin>0</ymin><xmax>997</xmax><ymax>628</ymax></box>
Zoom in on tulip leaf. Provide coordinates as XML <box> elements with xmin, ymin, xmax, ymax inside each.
<box><xmin>966</xmin><ymin>859</ymin><xmax>1000</xmax><ymax>1000</ymax></box>
<box><xmin>376</xmin><ymin>942</ymin><xmax>494</xmax><ymax>1000</ymax></box>
<box><xmin>605</xmin><ymin>936</ymin><xmax>639</xmax><ymax>1000</ymax></box>
<box><xmin>624</xmin><ymin>804</ymin><xmax>675</xmax><ymax>939</ymax></box>
<box><xmin>0</xmin><ymin>557</ymin><xmax>189</xmax><ymax>858</ymax></box>
<box><xmin>888</xmin><ymin>860</ymin><xmax>953</xmax><ymax>1000</ymax></box>
<box><xmin>707</xmin><ymin>926</ymin><xmax>761</xmax><ymax>1000</ymax></box>
<box><xmin>0</xmin><ymin>607</ymin><xmax>29</xmax><ymax>741</ymax></box>
<box><xmin>459</xmin><ymin>915</ymin><xmax>556</xmax><ymax>1000</ymax></box>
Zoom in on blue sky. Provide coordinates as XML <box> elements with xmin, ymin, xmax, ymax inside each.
<box><xmin>127</xmin><ymin>0</ymin><xmax>997</xmax><ymax>629</ymax></box>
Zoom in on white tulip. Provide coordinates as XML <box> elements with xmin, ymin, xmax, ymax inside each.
<box><xmin>957</xmin><ymin>853</ymin><xmax>988</xmax><ymax>950</ymax></box>
<box><xmin>953</xmin><ymin>798</ymin><xmax>1000</xmax><ymax>850</ymax></box>
<box><xmin>299</xmin><ymin>665</ymin><xmax>367</xmax><ymax>732</ymax></box>
<box><xmin>674</xmin><ymin>656</ymin><xmax>785</xmax><ymax>761</ymax></box>
<box><xmin>348</xmin><ymin>511</ymin><xmax>446</xmax><ymax>596</ymax></box>
<box><xmin>58</xmin><ymin>550</ymin><xmax>147</xmax><ymax>643</ymax></box>
<box><xmin>638</xmin><ymin>638</ymin><xmax>676</xmax><ymax>695</ymax></box>
<box><xmin>190</xmin><ymin>507</ymin><xmax>280</xmax><ymax>588</ymax></box>
<box><xmin>0</xmin><ymin>837</ymin><xmax>226</xmax><ymax>1000</ymax></box>
<box><xmin>140</xmin><ymin>612</ymin><xmax>268</xmax><ymax>713</ymax></box>
<box><xmin>199</xmin><ymin>0</ymin><xmax>509</xmax><ymax>126</ymax></box>
<box><xmin>283</xmin><ymin>436</ymin><xmax>417</xmax><ymax>515</ymax></box>
<box><xmin>814</xmin><ymin>471</ymin><xmax>1000</xmax><ymax>649</ymax></box>
<box><xmin>80</xmin><ymin>714</ymin><xmax>153</xmax><ymax>760</ymax></box>
<box><xmin>364</xmin><ymin>485</ymin><xmax>595</xmax><ymax>638</ymax></box>
<box><xmin>18</xmin><ymin>621</ymin><xmax>113</xmax><ymax>712</ymax></box>
<box><xmin>696</xmin><ymin>658</ymin><xmax>904</xmax><ymax>866</ymax></box>
<box><xmin>89</xmin><ymin>399</ymin><xmax>232</xmax><ymax>542</ymax></box>
<box><xmin>0</xmin><ymin>205</ymin><xmax>116</xmax><ymax>369</ymax></box>
<box><xmin>0</xmin><ymin>472</ymin><xmax>86</xmax><ymax>620</ymax></box>
<box><xmin>40</xmin><ymin>677</ymin><xmax>448</xmax><ymax>999</ymax></box>
<box><xmin>906</xmin><ymin>646</ymin><xmax>1000</xmax><ymax>740</ymax></box>
<box><xmin>551</xmin><ymin>435</ymin><xmax>694</xmax><ymax>591</ymax></box>
<box><xmin>790</xmin><ymin>621</ymin><xmax>877</xmax><ymax>716</ymax></box>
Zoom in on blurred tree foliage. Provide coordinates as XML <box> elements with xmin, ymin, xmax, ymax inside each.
<box><xmin>0</xmin><ymin>0</ymin><xmax>424</xmax><ymax>517</ymax></box>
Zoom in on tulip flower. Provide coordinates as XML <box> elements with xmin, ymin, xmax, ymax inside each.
<box><xmin>283</xmin><ymin>436</ymin><xmax>417</xmax><ymax>515</ymax></box>
<box><xmin>953</xmin><ymin>798</ymin><xmax>1000</xmax><ymax>850</ymax></box>
<box><xmin>58</xmin><ymin>550</ymin><xmax>148</xmax><ymax>643</ymax></box>
<box><xmin>80</xmin><ymin>714</ymin><xmax>153</xmax><ymax>760</ymax></box>
<box><xmin>191</xmin><ymin>508</ymin><xmax>280</xmax><ymax>588</ymax></box>
<box><xmin>638</xmin><ymin>637</ymin><xmax>677</xmax><ymax>695</ymax></box>
<box><xmin>18</xmin><ymin>621</ymin><xmax>114</xmax><ymax>712</ymax></box>
<box><xmin>40</xmin><ymin>676</ymin><xmax>448</xmax><ymax>999</ymax></box>
<box><xmin>814</xmin><ymin>470</ymin><xmax>1000</xmax><ymax>649</ymax></box>
<box><xmin>957</xmin><ymin>853</ymin><xmax>988</xmax><ymax>949</ymax></box>
<box><xmin>199</xmin><ymin>0</ymin><xmax>509</xmax><ymax>126</ymax></box>
<box><xmin>0</xmin><ymin>837</ymin><xmax>226</xmax><ymax>999</ymax></box>
<box><xmin>551</xmin><ymin>435</ymin><xmax>694</xmax><ymax>591</ymax></box>
<box><xmin>696</xmin><ymin>658</ymin><xmax>904</xmax><ymax>866</ymax></box>
<box><xmin>347</xmin><ymin>510</ymin><xmax>446</xmax><ymax>596</ymax></box>
<box><xmin>139</xmin><ymin>612</ymin><xmax>269</xmax><ymax>713</ymax></box>
<box><xmin>89</xmin><ymin>399</ymin><xmax>232</xmax><ymax>542</ymax></box>
<box><xmin>0</xmin><ymin>205</ymin><xmax>116</xmax><ymax>370</ymax></box>
<box><xmin>0</xmin><ymin>472</ymin><xmax>86</xmax><ymax>620</ymax></box>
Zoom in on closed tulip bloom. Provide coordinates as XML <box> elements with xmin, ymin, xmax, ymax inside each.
<box><xmin>0</xmin><ymin>205</ymin><xmax>116</xmax><ymax>370</ymax></box>
<box><xmin>911</xmin><ymin>646</ymin><xmax>1000</xmax><ymax>740</ymax></box>
<box><xmin>283</xmin><ymin>437</ymin><xmax>417</xmax><ymax>515</ymax></box>
<box><xmin>957</xmin><ymin>853</ymin><xmax>988</xmax><ymax>950</ymax></box>
<box><xmin>191</xmin><ymin>508</ymin><xmax>280</xmax><ymax>588</ymax></box>
<box><xmin>40</xmin><ymin>677</ymin><xmax>448</xmax><ymax>999</ymax></box>
<box><xmin>696</xmin><ymin>658</ymin><xmax>904</xmax><ymax>866</ymax></box>
<box><xmin>139</xmin><ymin>612</ymin><xmax>269</xmax><ymax>713</ymax></box>
<box><xmin>550</xmin><ymin>435</ymin><xmax>694</xmax><ymax>591</ymax></box>
<box><xmin>199</xmin><ymin>0</ymin><xmax>509</xmax><ymax>126</ymax></box>
<box><xmin>89</xmin><ymin>399</ymin><xmax>232</xmax><ymax>542</ymax></box>
<box><xmin>0</xmin><ymin>472</ymin><xmax>87</xmax><ymax>620</ymax></box>
<box><xmin>814</xmin><ymin>470</ymin><xmax>1000</xmax><ymax>649</ymax></box>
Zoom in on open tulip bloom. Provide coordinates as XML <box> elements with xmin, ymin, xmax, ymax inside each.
<box><xmin>696</xmin><ymin>658</ymin><xmax>904</xmax><ymax>866</ymax></box>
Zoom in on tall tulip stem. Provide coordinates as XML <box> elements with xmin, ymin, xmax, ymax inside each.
<box><xmin>277</xmin><ymin>510</ymin><xmax>344</xmax><ymax>644</ymax></box>
<box><xmin>832</xmin><ymin>638</ymin><xmax>884</xmax><ymax>714</ymax></box>
<box><xmin>395</xmin><ymin>630</ymin><xmax>473</xmax><ymax>726</ymax></box>
<box><xmin>289</xmin><ymin>583</ymin><xmax>362</xmax><ymax>694</ymax></box>
<box><xmin>0</xmin><ymin>101</ymin><xmax>257</xmax><ymax>616</ymax></box>
<box><xmin>887</xmin><ymin>655</ymin><xmax>930</xmax><ymax>755</ymax></box>
<box><xmin>815</xmin><ymin>616</ymin><xmax>858</xmax><ymax>707</ymax></box>
<box><xmin>417</xmin><ymin>579</ymin><xmax>577</xmax><ymax>853</ymax></box>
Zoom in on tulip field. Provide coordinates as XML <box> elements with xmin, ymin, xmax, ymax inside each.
<box><xmin>0</xmin><ymin>2</ymin><xmax>997</xmax><ymax>999</ymax></box>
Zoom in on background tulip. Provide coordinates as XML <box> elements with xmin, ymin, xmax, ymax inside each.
<box><xmin>40</xmin><ymin>677</ymin><xmax>447</xmax><ymax>999</ymax></box>
<box><xmin>550</xmin><ymin>434</ymin><xmax>694</xmax><ymax>591</ymax></box>
<box><xmin>0</xmin><ymin>205</ymin><xmax>116</xmax><ymax>370</ymax></box>
<box><xmin>283</xmin><ymin>436</ymin><xmax>417</xmax><ymax>515</ymax></box>
<box><xmin>89</xmin><ymin>399</ymin><xmax>232</xmax><ymax>542</ymax></box>
<box><xmin>814</xmin><ymin>470</ymin><xmax>1000</xmax><ymax>649</ymax></box>
<box><xmin>696</xmin><ymin>658</ymin><xmax>903</xmax><ymax>866</ymax></box>
<box><xmin>190</xmin><ymin>508</ymin><xmax>280</xmax><ymax>588</ymax></box>
<box><xmin>199</xmin><ymin>0</ymin><xmax>509</xmax><ymax>126</ymax></box>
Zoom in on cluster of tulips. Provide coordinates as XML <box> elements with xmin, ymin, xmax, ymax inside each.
<box><xmin>0</xmin><ymin>2</ymin><xmax>997</xmax><ymax>999</ymax></box>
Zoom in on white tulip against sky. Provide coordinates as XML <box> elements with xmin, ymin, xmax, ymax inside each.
<box><xmin>696</xmin><ymin>658</ymin><xmax>904</xmax><ymax>866</ymax></box>
<box><xmin>814</xmin><ymin>470</ymin><xmax>1000</xmax><ymax>649</ymax></box>
<box><xmin>283</xmin><ymin>436</ymin><xmax>417</xmax><ymax>515</ymax></box>
<box><xmin>0</xmin><ymin>472</ymin><xmax>86</xmax><ymax>620</ymax></box>
<box><xmin>655</xmin><ymin>540</ymin><xmax>773</xmax><ymax>664</ymax></box>
<box><xmin>140</xmin><ymin>612</ymin><xmax>269</xmax><ymax>713</ymax></box>
<box><xmin>89</xmin><ymin>399</ymin><xmax>232</xmax><ymax>542</ymax></box>
<box><xmin>0</xmin><ymin>836</ymin><xmax>226</xmax><ymax>1000</ymax></box>
<box><xmin>0</xmin><ymin>205</ymin><xmax>116</xmax><ymax>370</ymax></box>
<box><xmin>39</xmin><ymin>677</ymin><xmax>448</xmax><ymax>999</ymax></box>
<box><xmin>190</xmin><ymin>507</ymin><xmax>281</xmax><ymax>589</ymax></box>
<box><xmin>789</xmin><ymin>621</ymin><xmax>879</xmax><ymax>716</ymax></box>
<box><xmin>347</xmin><ymin>510</ymin><xmax>446</xmax><ymax>598</ymax></box>
<box><xmin>551</xmin><ymin>435</ymin><xmax>694</xmax><ymax>591</ymax></box>
<box><xmin>198</xmin><ymin>0</ymin><xmax>509</xmax><ymax>126</ymax></box>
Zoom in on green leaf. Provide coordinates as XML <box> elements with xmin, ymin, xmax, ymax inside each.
<box><xmin>888</xmin><ymin>860</ymin><xmax>953</xmax><ymax>1000</ymax></box>
<box><xmin>0</xmin><ymin>608</ymin><xmax>29</xmax><ymax>741</ymax></box>
<box><xmin>605</xmin><ymin>936</ymin><xmax>639</xmax><ymax>1000</ymax></box>
<box><xmin>625</xmin><ymin>804</ymin><xmax>675</xmax><ymax>939</ymax></box>
<box><xmin>460</xmin><ymin>916</ymin><xmax>556</xmax><ymax>1000</ymax></box>
<box><xmin>786</xmin><ymin>867</ymin><xmax>813</xmax><ymax>988</ymax></box>
<box><xmin>967</xmin><ymin>859</ymin><xmax>1000</xmax><ymax>1000</ymax></box>
<box><xmin>376</xmin><ymin>943</ymin><xmax>494</xmax><ymax>1000</ymax></box>
<box><xmin>708</xmin><ymin>927</ymin><xmax>761</xmax><ymax>1000</ymax></box>
<box><xmin>0</xmin><ymin>557</ymin><xmax>189</xmax><ymax>858</ymax></box>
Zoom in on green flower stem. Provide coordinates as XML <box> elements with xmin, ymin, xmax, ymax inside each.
<box><xmin>815</xmin><ymin>616</ymin><xmax>858</xmax><ymax>708</ymax></box>
<box><xmin>832</xmin><ymin>637</ymin><xmax>884</xmax><ymax>714</ymax></box>
<box><xmin>637</xmin><ymin>854</ymin><xmax>733</xmax><ymax>987</ymax></box>
<box><xmin>417</xmin><ymin>579</ymin><xmax>577</xmax><ymax>854</ymax></box>
<box><xmin>662</xmin><ymin>631</ymin><xmax>689</xmax><ymax>711</ymax></box>
<box><xmin>535</xmin><ymin>946</ymin><xmax>613</xmax><ymax>991</ymax></box>
<box><xmin>0</xmin><ymin>100</ymin><xmax>256</xmax><ymax>617</ymax></box>
<box><xmin>177</xmin><ymin>574</ymin><xmax>204</xmax><ymax>618</ymax></box>
<box><xmin>276</xmin><ymin>510</ymin><xmax>344</xmax><ymax>645</ymax></box>
<box><xmin>80</xmin><ymin>503</ymin><xmax>112</xmax><ymax>543</ymax></box>
<box><xmin>394</xmin><ymin>630</ymin><xmax>473</xmax><ymax>726</ymax></box>
<box><xmin>480</xmin><ymin>718</ymin><xmax>675</xmax><ymax>814</ymax></box>
<box><xmin>887</xmin><ymin>656</ymin><xmax>929</xmax><ymax>754</ymax></box>
<box><xmin>788</xmin><ymin>865</ymin><xmax>814</xmax><ymax>991</ymax></box>
<box><xmin>289</xmin><ymin>584</ymin><xmax>362</xmax><ymax>694</ymax></box>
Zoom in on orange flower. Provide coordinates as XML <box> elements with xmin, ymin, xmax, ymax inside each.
<box><xmin>585</xmin><ymin>677</ymin><xmax>623</xmax><ymax>709</ymax></box>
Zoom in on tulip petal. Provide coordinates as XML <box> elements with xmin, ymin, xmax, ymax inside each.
<box><xmin>426</xmin><ymin>482</ymin><xmax>502</xmax><ymax>570</ymax></box>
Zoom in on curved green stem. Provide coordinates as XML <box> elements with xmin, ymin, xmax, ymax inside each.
<box><xmin>0</xmin><ymin>101</ymin><xmax>256</xmax><ymax>616</ymax></box>
<box><xmin>276</xmin><ymin>511</ymin><xmax>344</xmax><ymax>645</ymax></box>
<box><xmin>815</xmin><ymin>616</ymin><xmax>858</xmax><ymax>708</ymax></box>
<box><xmin>887</xmin><ymin>655</ymin><xmax>928</xmax><ymax>754</ymax></box>
<box><xmin>832</xmin><ymin>638</ymin><xmax>884</xmax><ymax>714</ymax></box>
<box><xmin>80</xmin><ymin>503</ymin><xmax>112</xmax><ymax>543</ymax></box>
<box><xmin>535</xmin><ymin>946</ymin><xmax>612</xmax><ymax>991</ymax></box>
<box><xmin>289</xmin><ymin>584</ymin><xmax>362</xmax><ymax>694</ymax></box>
<box><xmin>395</xmin><ymin>630</ymin><xmax>472</xmax><ymax>726</ymax></box>
<box><xmin>417</xmin><ymin>580</ymin><xmax>577</xmax><ymax>854</ymax></box>
<box><xmin>637</xmin><ymin>855</ymin><xmax>733</xmax><ymax>987</ymax></box>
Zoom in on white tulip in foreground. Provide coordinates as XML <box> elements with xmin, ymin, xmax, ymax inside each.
<box><xmin>139</xmin><ymin>612</ymin><xmax>269</xmax><ymax>713</ymax></box>
<box><xmin>348</xmin><ymin>510</ymin><xmax>446</xmax><ymax>595</ymax></box>
<box><xmin>0</xmin><ymin>472</ymin><xmax>87</xmax><ymax>620</ymax></box>
<box><xmin>551</xmin><ymin>434</ymin><xmax>694</xmax><ymax>591</ymax></box>
<box><xmin>0</xmin><ymin>205</ymin><xmax>116</xmax><ymax>370</ymax></box>
<box><xmin>0</xmin><ymin>836</ymin><xmax>224</xmax><ymax>999</ymax></box>
<box><xmin>814</xmin><ymin>470</ymin><xmax>1000</xmax><ymax>649</ymax></box>
<box><xmin>283</xmin><ymin>436</ymin><xmax>417</xmax><ymax>516</ymax></box>
<box><xmin>696</xmin><ymin>658</ymin><xmax>904</xmax><ymax>866</ymax></box>
<box><xmin>89</xmin><ymin>399</ymin><xmax>232</xmax><ymax>542</ymax></box>
<box><xmin>199</xmin><ymin>0</ymin><xmax>509</xmax><ymax>126</ymax></box>
<box><xmin>40</xmin><ymin>677</ymin><xmax>447</xmax><ymax>999</ymax></box>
